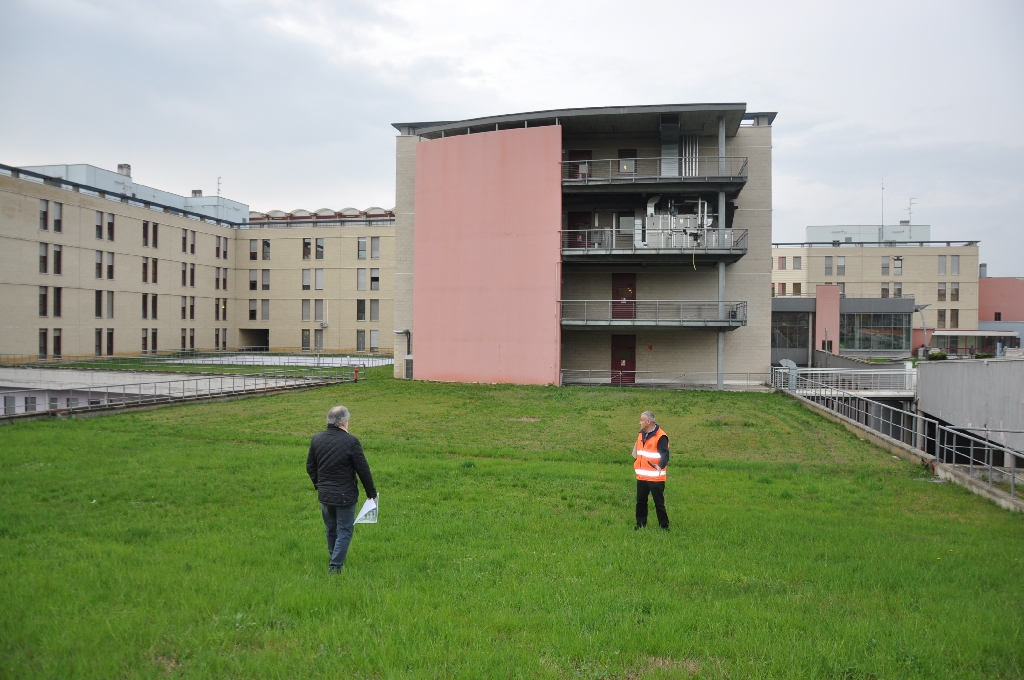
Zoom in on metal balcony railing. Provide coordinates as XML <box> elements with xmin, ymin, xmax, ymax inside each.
<box><xmin>562</xmin><ymin>156</ymin><xmax>748</xmax><ymax>184</ymax></box>
<box><xmin>560</xmin><ymin>300</ymin><xmax>747</xmax><ymax>327</ymax></box>
<box><xmin>780</xmin><ymin>368</ymin><xmax>917</xmax><ymax>396</ymax></box>
<box><xmin>562</xmin><ymin>226</ymin><xmax>747</xmax><ymax>253</ymax></box>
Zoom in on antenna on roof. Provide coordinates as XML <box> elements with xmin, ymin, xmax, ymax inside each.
<box><xmin>217</xmin><ymin>176</ymin><xmax>222</xmax><ymax>197</ymax></box>
<box><xmin>905</xmin><ymin>197</ymin><xmax>917</xmax><ymax>225</ymax></box>
<box><xmin>880</xmin><ymin>177</ymin><xmax>884</xmax><ymax>227</ymax></box>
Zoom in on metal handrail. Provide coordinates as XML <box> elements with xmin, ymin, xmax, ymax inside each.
<box><xmin>789</xmin><ymin>368</ymin><xmax>917</xmax><ymax>392</ymax></box>
<box><xmin>560</xmin><ymin>300</ymin><xmax>747</xmax><ymax>324</ymax></box>
<box><xmin>562</xmin><ymin>156</ymin><xmax>748</xmax><ymax>183</ymax></box>
<box><xmin>561</xmin><ymin>227</ymin><xmax>747</xmax><ymax>252</ymax></box>
<box><xmin>560</xmin><ymin>370</ymin><xmax>770</xmax><ymax>388</ymax></box>
<box><xmin>772</xmin><ymin>368</ymin><xmax>1021</xmax><ymax>498</ymax></box>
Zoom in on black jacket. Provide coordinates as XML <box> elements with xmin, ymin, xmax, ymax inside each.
<box><xmin>306</xmin><ymin>426</ymin><xmax>377</xmax><ymax>506</ymax></box>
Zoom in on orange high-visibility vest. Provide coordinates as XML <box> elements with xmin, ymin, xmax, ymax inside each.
<box><xmin>634</xmin><ymin>426</ymin><xmax>668</xmax><ymax>482</ymax></box>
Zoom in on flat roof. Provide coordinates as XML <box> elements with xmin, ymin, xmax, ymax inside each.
<box><xmin>394</xmin><ymin>104</ymin><xmax>776</xmax><ymax>140</ymax></box>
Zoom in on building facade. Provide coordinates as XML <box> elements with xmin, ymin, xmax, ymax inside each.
<box><xmin>392</xmin><ymin>104</ymin><xmax>774</xmax><ymax>386</ymax></box>
<box><xmin>0</xmin><ymin>163</ymin><xmax>394</xmax><ymax>357</ymax></box>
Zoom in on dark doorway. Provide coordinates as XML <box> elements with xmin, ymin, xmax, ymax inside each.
<box><xmin>239</xmin><ymin>329</ymin><xmax>269</xmax><ymax>351</ymax></box>
<box><xmin>567</xmin><ymin>211</ymin><xmax>593</xmax><ymax>248</ymax></box>
<box><xmin>611</xmin><ymin>335</ymin><xmax>636</xmax><ymax>385</ymax></box>
<box><xmin>612</xmin><ymin>273</ymin><xmax>636</xmax><ymax>319</ymax></box>
<box><xmin>567</xmin><ymin>149</ymin><xmax>592</xmax><ymax>179</ymax></box>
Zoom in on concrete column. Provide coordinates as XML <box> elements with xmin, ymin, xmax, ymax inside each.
<box><xmin>717</xmin><ymin>260</ymin><xmax>725</xmax><ymax>389</ymax></box>
<box><xmin>718</xmin><ymin>191</ymin><xmax>726</xmax><ymax>228</ymax></box>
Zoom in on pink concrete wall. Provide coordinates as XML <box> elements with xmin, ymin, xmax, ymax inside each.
<box><xmin>979</xmin><ymin>278</ymin><xmax>1024</xmax><ymax>321</ymax></box>
<box><xmin>815</xmin><ymin>285</ymin><xmax>842</xmax><ymax>354</ymax></box>
<box><xmin>413</xmin><ymin>126</ymin><xmax>563</xmax><ymax>384</ymax></box>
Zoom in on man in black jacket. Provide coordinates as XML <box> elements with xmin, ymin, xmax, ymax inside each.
<box><xmin>306</xmin><ymin>405</ymin><xmax>378</xmax><ymax>574</ymax></box>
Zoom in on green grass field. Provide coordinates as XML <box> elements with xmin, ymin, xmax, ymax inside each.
<box><xmin>1</xmin><ymin>367</ymin><xmax>1022</xmax><ymax>678</ymax></box>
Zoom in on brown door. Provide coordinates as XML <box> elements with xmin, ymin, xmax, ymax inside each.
<box><xmin>611</xmin><ymin>335</ymin><xmax>636</xmax><ymax>385</ymax></box>
<box><xmin>567</xmin><ymin>150</ymin><xmax>592</xmax><ymax>179</ymax></box>
<box><xmin>567</xmin><ymin>211</ymin><xmax>592</xmax><ymax>248</ymax></box>
<box><xmin>612</xmin><ymin>273</ymin><xmax>636</xmax><ymax>319</ymax></box>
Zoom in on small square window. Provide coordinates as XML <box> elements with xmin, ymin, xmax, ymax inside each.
<box><xmin>792</xmin><ymin>256</ymin><xmax>801</xmax><ymax>271</ymax></box>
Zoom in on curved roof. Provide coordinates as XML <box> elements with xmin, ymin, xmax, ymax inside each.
<box><xmin>339</xmin><ymin>208</ymin><xmax>363</xmax><ymax>217</ymax></box>
<box><xmin>314</xmin><ymin>208</ymin><xmax>336</xmax><ymax>217</ymax></box>
<box><xmin>289</xmin><ymin>209</ymin><xmax>312</xmax><ymax>218</ymax></box>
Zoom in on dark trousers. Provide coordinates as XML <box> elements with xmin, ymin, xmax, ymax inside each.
<box><xmin>636</xmin><ymin>480</ymin><xmax>669</xmax><ymax>528</ymax></box>
<box><xmin>321</xmin><ymin>502</ymin><xmax>356</xmax><ymax>570</ymax></box>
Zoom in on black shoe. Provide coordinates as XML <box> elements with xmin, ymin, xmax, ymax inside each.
<box><xmin>634</xmin><ymin>525</ymin><xmax>646</xmax><ymax>531</ymax></box>
<box><xmin>660</xmin><ymin>526</ymin><xmax>670</xmax><ymax>531</ymax></box>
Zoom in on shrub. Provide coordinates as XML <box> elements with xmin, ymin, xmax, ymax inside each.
<box><xmin>928</xmin><ymin>351</ymin><xmax>947</xmax><ymax>360</ymax></box>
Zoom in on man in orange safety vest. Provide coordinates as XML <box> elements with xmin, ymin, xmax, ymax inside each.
<box><xmin>631</xmin><ymin>410</ymin><xmax>670</xmax><ymax>530</ymax></box>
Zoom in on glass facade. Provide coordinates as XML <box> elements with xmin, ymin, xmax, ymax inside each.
<box><xmin>771</xmin><ymin>312</ymin><xmax>809</xmax><ymax>349</ymax></box>
<box><xmin>839</xmin><ymin>313</ymin><xmax>911</xmax><ymax>351</ymax></box>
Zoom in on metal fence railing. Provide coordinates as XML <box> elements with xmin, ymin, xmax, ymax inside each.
<box><xmin>560</xmin><ymin>300</ymin><xmax>747</xmax><ymax>326</ymax></box>
<box><xmin>561</xmin><ymin>370</ymin><xmax>771</xmax><ymax>389</ymax></box>
<box><xmin>772</xmin><ymin>368</ymin><xmax>1021</xmax><ymax>498</ymax></box>
<box><xmin>561</xmin><ymin>156</ymin><xmax>748</xmax><ymax>184</ymax></box>
<box><xmin>0</xmin><ymin>350</ymin><xmax>393</xmax><ymax>374</ymax></box>
<box><xmin>561</xmin><ymin>227</ymin><xmax>747</xmax><ymax>253</ymax></box>
<box><xmin>787</xmin><ymin>368</ymin><xmax>917</xmax><ymax>393</ymax></box>
<box><xmin>0</xmin><ymin>368</ymin><xmax>358</xmax><ymax>419</ymax></box>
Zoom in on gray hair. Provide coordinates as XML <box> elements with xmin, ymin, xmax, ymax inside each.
<box><xmin>641</xmin><ymin>411</ymin><xmax>656</xmax><ymax>423</ymax></box>
<box><xmin>327</xmin><ymin>405</ymin><xmax>350</xmax><ymax>427</ymax></box>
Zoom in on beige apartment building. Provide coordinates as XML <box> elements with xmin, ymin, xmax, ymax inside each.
<box><xmin>0</xmin><ymin>163</ymin><xmax>394</xmax><ymax>357</ymax></box>
<box><xmin>773</xmin><ymin>225</ymin><xmax>979</xmax><ymax>349</ymax></box>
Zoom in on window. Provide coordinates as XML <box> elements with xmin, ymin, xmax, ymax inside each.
<box><xmin>356</xmin><ymin>329</ymin><xmax>366</xmax><ymax>352</ymax></box>
<box><xmin>143</xmin><ymin>257</ymin><xmax>149</xmax><ymax>283</ymax></box>
<box><xmin>25</xmin><ymin>396</ymin><xmax>37</xmax><ymax>412</ymax></box>
<box><xmin>369</xmin><ymin>330</ymin><xmax>379</xmax><ymax>351</ymax></box>
<box><xmin>995</xmin><ymin>312</ymin><xmax>1002</xmax><ymax>321</ymax></box>
<box><xmin>181</xmin><ymin>328</ymin><xmax>187</xmax><ymax>350</ymax></box>
<box><xmin>950</xmin><ymin>282</ymin><xmax>960</xmax><ymax>302</ymax></box>
<box><xmin>370</xmin><ymin>268</ymin><xmax>379</xmax><ymax>291</ymax></box>
<box><xmin>894</xmin><ymin>281</ymin><xmax>902</xmax><ymax>298</ymax></box>
<box><xmin>215</xmin><ymin>298</ymin><xmax>220</xmax><ymax>321</ymax></box>
<box><xmin>249</xmin><ymin>299</ymin><xmax>257</xmax><ymax>320</ymax></box>
<box><xmin>937</xmin><ymin>309</ymin><xmax>946</xmax><ymax>328</ymax></box>
<box><xmin>39</xmin><ymin>200</ymin><xmax>48</xmax><ymax>230</ymax></box>
<box><xmin>181</xmin><ymin>262</ymin><xmax>187</xmax><ymax>286</ymax></box>
<box><xmin>94</xmin><ymin>328</ymin><xmax>102</xmax><ymax>356</ymax></box>
<box><xmin>838</xmin><ymin>313</ymin><xmax>912</xmax><ymax>351</ymax></box>
<box><xmin>106</xmin><ymin>328</ymin><xmax>114</xmax><ymax>355</ymax></box>
<box><xmin>792</xmin><ymin>283</ymin><xmax>801</xmax><ymax>298</ymax></box>
<box><xmin>370</xmin><ymin>298</ymin><xmax>380</xmax><ymax>322</ymax></box>
<box><xmin>142</xmin><ymin>293</ymin><xmax>149</xmax><ymax>319</ymax></box>
<box><xmin>315</xmin><ymin>269</ymin><xmax>324</xmax><ymax>290</ymax></box>
<box><xmin>316</xmin><ymin>238</ymin><xmax>324</xmax><ymax>259</ymax></box>
<box><xmin>38</xmin><ymin>329</ymin><xmax>48</xmax><ymax>358</ymax></box>
<box><xmin>53</xmin><ymin>288</ymin><xmax>61</xmax><ymax>317</ymax></box>
<box><xmin>771</xmin><ymin>283</ymin><xmax>776</xmax><ymax>297</ymax></box>
<box><xmin>881</xmin><ymin>282</ymin><xmax>889</xmax><ymax>298</ymax></box>
<box><xmin>314</xmin><ymin>329</ymin><xmax>323</xmax><ymax>352</ymax></box>
<box><xmin>220</xmin><ymin>236</ymin><xmax>225</xmax><ymax>258</ymax></box>
<box><xmin>303</xmin><ymin>238</ymin><xmax>311</xmax><ymax>260</ymax></box>
<box><xmin>38</xmin><ymin>286</ymin><xmax>48</xmax><ymax>316</ymax></box>
<box><xmin>937</xmin><ymin>282</ymin><xmax>946</xmax><ymax>301</ymax></box>
<box><xmin>357</xmin><ymin>268</ymin><xmax>366</xmax><ymax>290</ymax></box>
<box><xmin>314</xmin><ymin>299</ymin><xmax>324</xmax><ymax>322</ymax></box>
<box><xmin>107</xmin><ymin>291</ymin><xmax>114</xmax><ymax>319</ymax></box>
<box><xmin>152</xmin><ymin>258</ymin><xmax>158</xmax><ymax>283</ymax></box>
<box><xmin>249</xmin><ymin>269</ymin><xmax>257</xmax><ymax>290</ymax></box>
<box><xmin>181</xmin><ymin>296</ymin><xmax>187</xmax><ymax>319</ymax></box>
<box><xmin>950</xmin><ymin>309</ymin><xmax>959</xmax><ymax>329</ymax></box>
<box><xmin>189</xmin><ymin>263</ymin><xmax>195</xmax><ymax>287</ymax></box>
<box><xmin>216</xmin><ymin>235</ymin><xmax>221</xmax><ymax>258</ymax></box>
<box><xmin>53</xmin><ymin>328</ymin><xmax>61</xmax><ymax>357</ymax></box>
<box><xmin>189</xmin><ymin>296</ymin><xmax>195</xmax><ymax>320</ymax></box>
<box><xmin>357</xmin><ymin>237</ymin><xmax>367</xmax><ymax>259</ymax></box>
<box><xmin>791</xmin><ymin>256</ymin><xmax>801</xmax><ymax>271</ymax></box>
<box><xmin>190</xmin><ymin>230</ymin><xmax>196</xmax><ymax>254</ymax></box>
<box><xmin>838</xmin><ymin>283</ymin><xmax>845</xmax><ymax>296</ymax></box>
<box><xmin>249</xmin><ymin>239</ymin><xmax>257</xmax><ymax>260</ymax></box>
<box><xmin>298</xmin><ymin>269</ymin><xmax>309</xmax><ymax>290</ymax></box>
<box><xmin>141</xmin><ymin>328</ymin><xmax>148</xmax><ymax>353</ymax></box>
<box><xmin>262</xmin><ymin>269</ymin><xmax>270</xmax><ymax>290</ymax></box>
<box><xmin>938</xmin><ymin>256</ymin><xmax>946</xmax><ymax>275</ymax></box>
<box><xmin>356</xmin><ymin>299</ymin><xmax>365</xmax><ymax>321</ymax></box>
<box><xmin>106</xmin><ymin>252</ymin><xmax>114</xmax><ymax>279</ymax></box>
<box><xmin>951</xmin><ymin>255</ymin><xmax>960</xmax><ymax>276</ymax></box>
<box><xmin>96</xmin><ymin>211</ymin><xmax>103</xmax><ymax>239</ymax></box>
<box><xmin>824</xmin><ymin>256</ymin><xmax>833</xmax><ymax>276</ymax></box>
<box><xmin>262</xmin><ymin>239</ymin><xmax>270</xmax><ymax>260</ymax></box>
<box><xmin>371</xmin><ymin>236</ymin><xmax>380</xmax><ymax>259</ymax></box>
<box><xmin>51</xmin><ymin>202</ymin><xmax>62</xmax><ymax>232</ymax></box>
<box><xmin>182</xmin><ymin>229</ymin><xmax>188</xmax><ymax>253</ymax></box>
<box><xmin>216</xmin><ymin>328</ymin><xmax>221</xmax><ymax>350</ymax></box>
<box><xmin>220</xmin><ymin>298</ymin><xmax>227</xmax><ymax>321</ymax></box>
<box><xmin>215</xmin><ymin>267</ymin><xmax>221</xmax><ymax>289</ymax></box>
<box><xmin>95</xmin><ymin>290</ymin><xmax>103</xmax><ymax>318</ymax></box>
<box><xmin>220</xmin><ymin>267</ymin><xmax>225</xmax><ymax>289</ymax></box>
<box><xmin>151</xmin><ymin>295</ymin><xmax>157</xmax><ymax>320</ymax></box>
<box><xmin>778</xmin><ymin>282</ymin><xmax>786</xmax><ymax>296</ymax></box>
<box><xmin>302</xmin><ymin>299</ymin><xmax>311</xmax><ymax>322</ymax></box>
<box><xmin>221</xmin><ymin>328</ymin><xmax>227</xmax><ymax>350</ymax></box>
<box><xmin>777</xmin><ymin>256</ymin><xmax>786</xmax><ymax>270</ymax></box>
<box><xmin>261</xmin><ymin>299</ymin><xmax>270</xmax><ymax>321</ymax></box>
<box><xmin>152</xmin><ymin>223</ymin><xmax>159</xmax><ymax>248</ymax></box>
<box><xmin>189</xmin><ymin>328</ymin><xmax>195</xmax><ymax>350</ymax></box>
<box><xmin>39</xmin><ymin>243</ymin><xmax>48</xmax><ymax>273</ymax></box>
<box><xmin>106</xmin><ymin>213</ymin><xmax>115</xmax><ymax>241</ymax></box>
<box><xmin>53</xmin><ymin>245</ymin><xmax>61</xmax><ymax>275</ymax></box>
<box><xmin>95</xmin><ymin>251</ymin><xmax>103</xmax><ymax>278</ymax></box>
<box><xmin>143</xmin><ymin>221</ymin><xmax>150</xmax><ymax>247</ymax></box>
<box><xmin>151</xmin><ymin>328</ymin><xmax>158</xmax><ymax>354</ymax></box>
<box><xmin>302</xmin><ymin>329</ymin><xmax>311</xmax><ymax>351</ymax></box>
<box><xmin>881</xmin><ymin>256</ymin><xmax>890</xmax><ymax>276</ymax></box>
<box><xmin>836</xmin><ymin>256</ymin><xmax>845</xmax><ymax>276</ymax></box>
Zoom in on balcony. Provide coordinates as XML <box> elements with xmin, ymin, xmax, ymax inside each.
<box><xmin>561</xmin><ymin>156</ymin><xmax>748</xmax><ymax>194</ymax></box>
<box><xmin>562</xmin><ymin>224</ymin><xmax>747</xmax><ymax>264</ymax></box>
<box><xmin>560</xmin><ymin>300</ymin><xmax>747</xmax><ymax>330</ymax></box>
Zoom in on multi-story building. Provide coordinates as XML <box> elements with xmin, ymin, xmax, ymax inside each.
<box><xmin>772</xmin><ymin>224</ymin><xmax>981</xmax><ymax>355</ymax></box>
<box><xmin>392</xmin><ymin>104</ymin><xmax>774</xmax><ymax>386</ymax></box>
<box><xmin>977</xmin><ymin>272</ymin><xmax>1023</xmax><ymax>352</ymax></box>
<box><xmin>0</xmin><ymin>162</ymin><xmax>394</xmax><ymax>356</ymax></box>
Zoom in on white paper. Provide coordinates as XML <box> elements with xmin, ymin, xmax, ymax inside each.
<box><xmin>354</xmin><ymin>497</ymin><xmax>378</xmax><ymax>524</ymax></box>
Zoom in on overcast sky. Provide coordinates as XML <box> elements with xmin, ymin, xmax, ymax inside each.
<box><xmin>2</xmin><ymin>0</ymin><xmax>1022</xmax><ymax>274</ymax></box>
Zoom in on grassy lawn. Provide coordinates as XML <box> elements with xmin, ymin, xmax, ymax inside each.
<box><xmin>1</xmin><ymin>367</ymin><xmax>1022</xmax><ymax>678</ymax></box>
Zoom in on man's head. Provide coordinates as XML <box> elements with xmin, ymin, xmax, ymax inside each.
<box><xmin>327</xmin><ymin>405</ymin><xmax>350</xmax><ymax>429</ymax></box>
<box><xmin>639</xmin><ymin>411</ymin><xmax>656</xmax><ymax>432</ymax></box>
